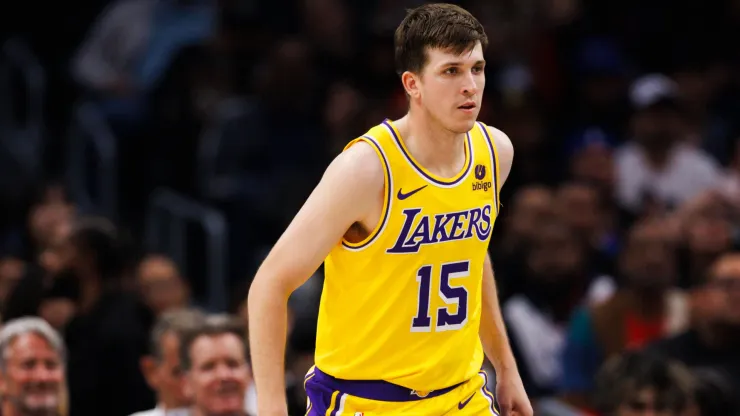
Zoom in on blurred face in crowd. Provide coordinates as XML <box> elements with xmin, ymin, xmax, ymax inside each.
<box><xmin>137</xmin><ymin>256</ymin><xmax>189</xmax><ymax>316</ymax></box>
<box><xmin>142</xmin><ymin>331</ymin><xmax>190</xmax><ymax>409</ymax></box>
<box><xmin>507</xmin><ymin>186</ymin><xmax>554</xmax><ymax>243</ymax></box>
<box><xmin>0</xmin><ymin>333</ymin><xmax>64</xmax><ymax>416</ymax></box>
<box><xmin>705</xmin><ymin>254</ymin><xmax>740</xmax><ymax>325</ymax></box>
<box><xmin>38</xmin><ymin>222</ymin><xmax>73</xmax><ymax>275</ymax></box>
<box><xmin>0</xmin><ymin>257</ymin><xmax>25</xmax><ymax>306</ymax></box>
<box><xmin>570</xmin><ymin>144</ymin><xmax>615</xmax><ymax>190</ymax></box>
<box><xmin>555</xmin><ymin>183</ymin><xmax>603</xmax><ymax>242</ymax></box>
<box><xmin>185</xmin><ymin>333</ymin><xmax>250</xmax><ymax>415</ymax></box>
<box><xmin>684</xmin><ymin>207</ymin><xmax>732</xmax><ymax>256</ymax></box>
<box><xmin>616</xmin><ymin>388</ymin><xmax>683</xmax><ymax>416</ymax></box>
<box><xmin>527</xmin><ymin>222</ymin><xmax>585</xmax><ymax>284</ymax></box>
<box><xmin>28</xmin><ymin>188</ymin><xmax>74</xmax><ymax>250</ymax></box>
<box><xmin>621</xmin><ymin>221</ymin><xmax>677</xmax><ymax>290</ymax></box>
<box><xmin>405</xmin><ymin>42</ymin><xmax>486</xmax><ymax>134</ymax></box>
<box><xmin>632</xmin><ymin>105</ymin><xmax>682</xmax><ymax>152</ymax></box>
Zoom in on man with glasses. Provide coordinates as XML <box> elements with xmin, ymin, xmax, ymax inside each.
<box><xmin>650</xmin><ymin>252</ymin><xmax>740</xmax><ymax>412</ymax></box>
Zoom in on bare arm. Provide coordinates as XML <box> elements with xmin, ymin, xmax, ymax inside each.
<box><xmin>480</xmin><ymin>127</ymin><xmax>532</xmax><ymax>415</ymax></box>
<box><xmin>480</xmin><ymin>253</ymin><xmax>517</xmax><ymax>373</ymax></box>
<box><xmin>247</xmin><ymin>142</ymin><xmax>383</xmax><ymax>416</ymax></box>
<box><xmin>479</xmin><ymin>126</ymin><xmax>516</xmax><ymax>372</ymax></box>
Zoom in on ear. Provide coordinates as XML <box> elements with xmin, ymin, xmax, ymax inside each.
<box><xmin>140</xmin><ymin>356</ymin><xmax>158</xmax><ymax>389</ymax></box>
<box><xmin>401</xmin><ymin>71</ymin><xmax>422</xmax><ymax>99</ymax></box>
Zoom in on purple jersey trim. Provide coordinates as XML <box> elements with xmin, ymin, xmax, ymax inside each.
<box><xmin>308</xmin><ymin>367</ymin><xmax>463</xmax><ymax>403</ymax></box>
<box><xmin>383</xmin><ymin>119</ymin><xmax>472</xmax><ymax>186</ymax></box>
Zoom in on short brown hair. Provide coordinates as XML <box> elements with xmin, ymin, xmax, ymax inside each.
<box><xmin>179</xmin><ymin>314</ymin><xmax>247</xmax><ymax>371</ymax></box>
<box><xmin>149</xmin><ymin>308</ymin><xmax>207</xmax><ymax>361</ymax></box>
<box><xmin>394</xmin><ymin>3</ymin><xmax>488</xmax><ymax>76</ymax></box>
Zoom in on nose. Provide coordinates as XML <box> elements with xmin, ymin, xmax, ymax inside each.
<box><xmin>461</xmin><ymin>73</ymin><xmax>478</xmax><ymax>96</ymax></box>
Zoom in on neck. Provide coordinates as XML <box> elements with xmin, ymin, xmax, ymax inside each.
<box><xmin>396</xmin><ymin>110</ymin><xmax>468</xmax><ymax>176</ymax></box>
<box><xmin>160</xmin><ymin>399</ymin><xmax>187</xmax><ymax>411</ymax></box>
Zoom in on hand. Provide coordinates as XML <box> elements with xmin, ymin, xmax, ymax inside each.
<box><xmin>495</xmin><ymin>370</ymin><xmax>533</xmax><ymax>416</ymax></box>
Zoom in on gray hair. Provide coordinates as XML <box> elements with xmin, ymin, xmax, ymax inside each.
<box><xmin>149</xmin><ymin>308</ymin><xmax>207</xmax><ymax>361</ymax></box>
<box><xmin>179</xmin><ymin>313</ymin><xmax>247</xmax><ymax>372</ymax></box>
<box><xmin>0</xmin><ymin>317</ymin><xmax>66</xmax><ymax>373</ymax></box>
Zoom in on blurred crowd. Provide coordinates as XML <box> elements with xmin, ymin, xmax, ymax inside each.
<box><xmin>2</xmin><ymin>0</ymin><xmax>740</xmax><ymax>415</ymax></box>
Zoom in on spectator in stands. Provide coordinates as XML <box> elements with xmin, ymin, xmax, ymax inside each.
<box><xmin>504</xmin><ymin>220</ymin><xmax>612</xmax><ymax>398</ymax></box>
<box><xmin>676</xmin><ymin>193</ymin><xmax>735</xmax><ymax>288</ymax></box>
<box><xmin>592</xmin><ymin>351</ymin><xmax>695</xmax><ymax>416</ymax></box>
<box><xmin>0</xmin><ymin>317</ymin><xmax>67</xmax><ymax>416</ymax></box>
<box><xmin>616</xmin><ymin>74</ymin><xmax>722</xmax><ymax>215</ymax></box>
<box><xmin>491</xmin><ymin>185</ymin><xmax>555</xmax><ymax>300</ymax></box>
<box><xmin>566</xmin><ymin>127</ymin><xmax>617</xmax><ymax>198</ymax></box>
<box><xmin>63</xmin><ymin>217</ymin><xmax>155</xmax><ymax>416</ymax></box>
<box><xmin>649</xmin><ymin>253</ymin><xmax>740</xmax><ymax>403</ymax></box>
<box><xmin>136</xmin><ymin>255</ymin><xmax>189</xmax><ymax>317</ymax></box>
<box><xmin>180</xmin><ymin>315</ymin><xmax>251</xmax><ymax>416</ymax></box>
<box><xmin>133</xmin><ymin>308</ymin><xmax>206</xmax><ymax>416</ymax></box>
<box><xmin>3</xmin><ymin>219</ymin><xmax>77</xmax><ymax>329</ymax></box>
<box><xmin>559</xmin><ymin>218</ymin><xmax>689</xmax><ymax>405</ymax></box>
<box><xmin>554</xmin><ymin>181</ymin><xmax>619</xmax><ymax>275</ymax></box>
<box><xmin>0</xmin><ymin>257</ymin><xmax>25</xmax><ymax>315</ymax></box>
<box><xmin>690</xmin><ymin>368</ymin><xmax>739</xmax><ymax>416</ymax></box>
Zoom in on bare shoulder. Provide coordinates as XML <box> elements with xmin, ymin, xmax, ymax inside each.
<box><xmin>481</xmin><ymin>123</ymin><xmax>514</xmax><ymax>185</ymax></box>
<box><xmin>250</xmin><ymin>139</ymin><xmax>385</xmax><ymax>294</ymax></box>
<box><xmin>328</xmin><ymin>140</ymin><xmax>385</xmax><ymax>191</ymax></box>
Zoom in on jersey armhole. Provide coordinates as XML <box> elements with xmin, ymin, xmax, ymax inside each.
<box><xmin>477</xmin><ymin>122</ymin><xmax>502</xmax><ymax>214</ymax></box>
<box><xmin>340</xmin><ymin>135</ymin><xmax>392</xmax><ymax>251</ymax></box>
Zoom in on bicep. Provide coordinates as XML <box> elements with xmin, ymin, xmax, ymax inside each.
<box><xmin>254</xmin><ymin>143</ymin><xmax>383</xmax><ymax>294</ymax></box>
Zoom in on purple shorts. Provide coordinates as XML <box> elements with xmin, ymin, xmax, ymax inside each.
<box><xmin>304</xmin><ymin>367</ymin><xmax>464</xmax><ymax>415</ymax></box>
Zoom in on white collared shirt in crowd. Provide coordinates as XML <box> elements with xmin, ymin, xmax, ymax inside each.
<box><xmin>129</xmin><ymin>405</ymin><xmax>190</xmax><ymax>416</ymax></box>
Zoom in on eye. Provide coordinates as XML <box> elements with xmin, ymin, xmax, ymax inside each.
<box><xmin>444</xmin><ymin>67</ymin><xmax>458</xmax><ymax>75</ymax></box>
<box><xmin>472</xmin><ymin>66</ymin><xmax>484</xmax><ymax>74</ymax></box>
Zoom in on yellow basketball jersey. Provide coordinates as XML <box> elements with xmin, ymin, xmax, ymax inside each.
<box><xmin>315</xmin><ymin>119</ymin><xmax>501</xmax><ymax>391</ymax></box>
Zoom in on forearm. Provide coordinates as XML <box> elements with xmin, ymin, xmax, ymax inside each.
<box><xmin>247</xmin><ymin>276</ymin><xmax>291</xmax><ymax>414</ymax></box>
<box><xmin>479</xmin><ymin>253</ymin><xmax>517</xmax><ymax>374</ymax></box>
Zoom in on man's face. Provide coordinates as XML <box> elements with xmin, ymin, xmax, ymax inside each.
<box><xmin>621</xmin><ymin>223</ymin><xmax>676</xmax><ymax>290</ymax></box>
<box><xmin>185</xmin><ymin>334</ymin><xmax>250</xmax><ymax>415</ymax></box>
<box><xmin>409</xmin><ymin>42</ymin><xmax>486</xmax><ymax>134</ymax></box>
<box><xmin>0</xmin><ymin>333</ymin><xmax>64</xmax><ymax>415</ymax></box>
<box><xmin>143</xmin><ymin>332</ymin><xmax>190</xmax><ymax>409</ymax></box>
<box><xmin>706</xmin><ymin>256</ymin><xmax>740</xmax><ymax>324</ymax></box>
<box><xmin>137</xmin><ymin>257</ymin><xmax>188</xmax><ymax>316</ymax></box>
<box><xmin>632</xmin><ymin>106</ymin><xmax>682</xmax><ymax>151</ymax></box>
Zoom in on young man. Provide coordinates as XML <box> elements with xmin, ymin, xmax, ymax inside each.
<box><xmin>248</xmin><ymin>3</ymin><xmax>531</xmax><ymax>415</ymax></box>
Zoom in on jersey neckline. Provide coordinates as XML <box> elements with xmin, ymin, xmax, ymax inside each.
<box><xmin>383</xmin><ymin>119</ymin><xmax>472</xmax><ymax>187</ymax></box>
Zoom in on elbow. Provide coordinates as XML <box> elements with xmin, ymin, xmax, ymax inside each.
<box><xmin>247</xmin><ymin>268</ymin><xmax>290</xmax><ymax>316</ymax></box>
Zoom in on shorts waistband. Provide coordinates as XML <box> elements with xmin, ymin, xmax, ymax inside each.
<box><xmin>309</xmin><ymin>367</ymin><xmax>463</xmax><ymax>402</ymax></box>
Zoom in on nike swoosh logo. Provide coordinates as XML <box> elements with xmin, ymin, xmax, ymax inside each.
<box><xmin>458</xmin><ymin>393</ymin><xmax>475</xmax><ymax>410</ymax></box>
<box><xmin>397</xmin><ymin>185</ymin><xmax>428</xmax><ymax>200</ymax></box>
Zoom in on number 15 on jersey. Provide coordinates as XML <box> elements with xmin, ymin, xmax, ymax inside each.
<box><xmin>411</xmin><ymin>260</ymin><xmax>470</xmax><ymax>332</ymax></box>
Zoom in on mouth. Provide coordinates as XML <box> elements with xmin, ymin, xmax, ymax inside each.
<box><xmin>457</xmin><ymin>102</ymin><xmax>476</xmax><ymax>112</ymax></box>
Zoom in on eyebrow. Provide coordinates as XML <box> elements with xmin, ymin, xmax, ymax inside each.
<box><xmin>442</xmin><ymin>59</ymin><xmax>486</xmax><ymax>66</ymax></box>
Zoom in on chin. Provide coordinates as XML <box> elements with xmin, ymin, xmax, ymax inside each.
<box><xmin>448</xmin><ymin>119</ymin><xmax>476</xmax><ymax>134</ymax></box>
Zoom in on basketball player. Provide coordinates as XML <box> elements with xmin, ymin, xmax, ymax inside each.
<box><xmin>248</xmin><ymin>3</ymin><xmax>532</xmax><ymax>415</ymax></box>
